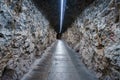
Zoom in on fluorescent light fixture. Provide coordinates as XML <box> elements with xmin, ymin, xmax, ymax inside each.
<box><xmin>60</xmin><ymin>0</ymin><xmax>66</xmax><ymax>33</ymax></box>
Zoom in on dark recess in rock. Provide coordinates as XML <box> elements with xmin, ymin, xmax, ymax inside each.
<box><xmin>32</xmin><ymin>0</ymin><xmax>95</xmax><ymax>33</ymax></box>
<box><xmin>56</xmin><ymin>33</ymin><xmax>62</xmax><ymax>39</ymax></box>
<box><xmin>96</xmin><ymin>44</ymin><xmax>105</xmax><ymax>49</ymax></box>
<box><xmin>0</xmin><ymin>10</ymin><xmax>4</xmax><ymax>13</ymax></box>
<box><xmin>1</xmin><ymin>67</ymin><xmax>17</xmax><ymax>80</ymax></box>
<box><xmin>115</xmin><ymin>15</ymin><xmax>119</xmax><ymax>23</ymax></box>
<box><xmin>0</xmin><ymin>33</ymin><xmax>4</xmax><ymax>38</ymax></box>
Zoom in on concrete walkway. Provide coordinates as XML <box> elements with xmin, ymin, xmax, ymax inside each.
<box><xmin>22</xmin><ymin>40</ymin><xmax>97</xmax><ymax>80</ymax></box>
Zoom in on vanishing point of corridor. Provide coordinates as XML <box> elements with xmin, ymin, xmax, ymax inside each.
<box><xmin>22</xmin><ymin>40</ymin><xmax>97</xmax><ymax>80</ymax></box>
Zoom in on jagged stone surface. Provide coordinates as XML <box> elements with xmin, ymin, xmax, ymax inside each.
<box><xmin>63</xmin><ymin>0</ymin><xmax>120</xmax><ymax>79</ymax></box>
<box><xmin>0</xmin><ymin>0</ymin><xmax>56</xmax><ymax>80</ymax></box>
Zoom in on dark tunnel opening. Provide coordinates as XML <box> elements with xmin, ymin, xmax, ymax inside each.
<box><xmin>56</xmin><ymin>33</ymin><xmax>62</xmax><ymax>39</ymax></box>
<box><xmin>32</xmin><ymin>0</ymin><xmax>95</xmax><ymax>33</ymax></box>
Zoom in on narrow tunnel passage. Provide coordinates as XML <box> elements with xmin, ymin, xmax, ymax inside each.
<box><xmin>22</xmin><ymin>40</ymin><xmax>97</xmax><ymax>80</ymax></box>
<box><xmin>0</xmin><ymin>0</ymin><xmax>120</xmax><ymax>80</ymax></box>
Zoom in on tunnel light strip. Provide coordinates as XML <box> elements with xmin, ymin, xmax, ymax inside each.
<box><xmin>60</xmin><ymin>0</ymin><xmax>66</xmax><ymax>33</ymax></box>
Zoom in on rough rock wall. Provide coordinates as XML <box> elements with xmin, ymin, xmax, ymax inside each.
<box><xmin>0</xmin><ymin>0</ymin><xmax>56</xmax><ymax>80</ymax></box>
<box><xmin>62</xmin><ymin>26</ymin><xmax>81</xmax><ymax>48</ymax></box>
<box><xmin>63</xmin><ymin>0</ymin><xmax>120</xmax><ymax>79</ymax></box>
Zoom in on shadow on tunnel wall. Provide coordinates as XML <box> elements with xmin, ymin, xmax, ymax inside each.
<box><xmin>32</xmin><ymin>0</ymin><xmax>95</xmax><ymax>33</ymax></box>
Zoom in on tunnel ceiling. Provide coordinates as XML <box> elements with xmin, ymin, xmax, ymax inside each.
<box><xmin>32</xmin><ymin>0</ymin><xmax>95</xmax><ymax>33</ymax></box>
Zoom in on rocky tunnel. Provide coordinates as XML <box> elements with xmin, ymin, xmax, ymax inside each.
<box><xmin>0</xmin><ymin>0</ymin><xmax>120</xmax><ymax>80</ymax></box>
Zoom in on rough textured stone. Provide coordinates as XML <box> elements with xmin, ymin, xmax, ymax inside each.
<box><xmin>0</xmin><ymin>0</ymin><xmax>56</xmax><ymax>80</ymax></box>
<box><xmin>63</xmin><ymin>0</ymin><xmax>120</xmax><ymax>79</ymax></box>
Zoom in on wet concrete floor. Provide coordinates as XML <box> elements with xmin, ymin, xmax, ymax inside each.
<box><xmin>22</xmin><ymin>40</ymin><xmax>97</xmax><ymax>80</ymax></box>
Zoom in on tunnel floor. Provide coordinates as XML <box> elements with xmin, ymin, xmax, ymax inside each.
<box><xmin>22</xmin><ymin>40</ymin><xmax>97</xmax><ymax>80</ymax></box>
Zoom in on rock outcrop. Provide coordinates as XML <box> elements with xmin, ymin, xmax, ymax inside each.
<box><xmin>63</xmin><ymin>0</ymin><xmax>120</xmax><ymax>79</ymax></box>
<box><xmin>0</xmin><ymin>0</ymin><xmax>56</xmax><ymax>80</ymax></box>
